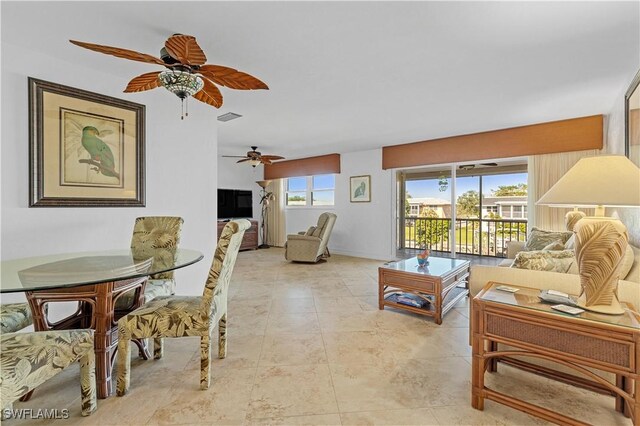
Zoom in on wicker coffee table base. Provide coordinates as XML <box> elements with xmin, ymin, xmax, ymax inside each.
<box><xmin>378</xmin><ymin>261</ymin><xmax>469</xmax><ymax>325</ymax></box>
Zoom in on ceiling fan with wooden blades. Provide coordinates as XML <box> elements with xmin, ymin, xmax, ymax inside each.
<box><xmin>222</xmin><ymin>146</ymin><xmax>284</xmax><ymax>167</ymax></box>
<box><xmin>69</xmin><ymin>34</ymin><xmax>268</xmax><ymax>118</ymax></box>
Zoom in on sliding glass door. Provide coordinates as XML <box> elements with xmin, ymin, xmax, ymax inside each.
<box><xmin>398</xmin><ymin>163</ymin><xmax>528</xmax><ymax>258</ymax></box>
<box><xmin>401</xmin><ymin>170</ymin><xmax>452</xmax><ymax>252</ymax></box>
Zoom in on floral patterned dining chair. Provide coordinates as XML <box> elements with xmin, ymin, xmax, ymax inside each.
<box><xmin>115</xmin><ymin>216</ymin><xmax>184</xmax><ymax>311</ymax></box>
<box><xmin>0</xmin><ymin>302</ymin><xmax>33</xmax><ymax>333</ymax></box>
<box><xmin>1</xmin><ymin>329</ymin><xmax>97</xmax><ymax>417</ymax></box>
<box><xmin>116</xmin><ymin>219</ymin><xmax>249</xmax><ymax>395</ymax></box>
<box><xmin>114</xmin><ymin>216</ymin><xmax>184</xmax><ymax>358</ymax></box>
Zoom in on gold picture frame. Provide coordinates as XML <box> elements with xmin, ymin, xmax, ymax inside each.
<box><xmin>350</xmin><ymin>175</ymin><xmax>371</xmax><ymax>202</ymax></box>
<box><xmin>625</xmin><ymin>69</ymin><xmax>640</xmax><ymax>168</ymax></box>
<box><xmin>29</xmin><ymin>78</ymin><xmax>145</xmax><ymax>207</ymax></box>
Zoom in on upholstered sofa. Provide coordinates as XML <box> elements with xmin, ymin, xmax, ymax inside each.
<box><xmin>470</xmin><ymin>240</ymin><xmax>640</xmax><ymax>306</ymax></box>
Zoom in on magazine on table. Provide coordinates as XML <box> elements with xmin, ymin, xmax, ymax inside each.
<box><xmin>386</xmin><ymin>292</ymin><xmax>431</xmax><ymax>309</ymax></box>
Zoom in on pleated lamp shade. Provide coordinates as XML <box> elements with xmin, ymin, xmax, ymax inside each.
<box><xmin>537</xmin><ymin>156</ymin><xmax>640</xmax><ymax>210</ymax></box>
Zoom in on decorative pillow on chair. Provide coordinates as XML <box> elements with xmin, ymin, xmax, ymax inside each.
<box><xmin>511</xmin><ymin>249</ymin><xmax>576</xmax><ymax>273</ymax></box>
<box><xmin>523</xmin><ymin>228</ymin><xmax>573</xmax><ymax>251</ymax></box>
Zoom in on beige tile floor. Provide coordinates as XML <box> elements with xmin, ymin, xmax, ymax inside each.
<box><xmin>9</xmin><ymin>248</ymin><xmax>632</xmax><ymax>425</ymax></box>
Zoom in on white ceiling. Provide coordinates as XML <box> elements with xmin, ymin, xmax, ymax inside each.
<box><xmin>2</xmin><ymin>1</ymin><xmax>639</xmax><ymax>160</ymax></box>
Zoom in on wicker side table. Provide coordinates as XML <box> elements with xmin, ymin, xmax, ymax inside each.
<box><xmin>472</xmin><ymin>282</ymin><xmax>639</xmax><ymax>425</ymax></box>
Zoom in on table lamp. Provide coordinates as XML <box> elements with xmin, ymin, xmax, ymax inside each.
<box><xmin>537</xmin><ymin>156</ymin><xmax>640</xmax><ymax>314</ymax></box>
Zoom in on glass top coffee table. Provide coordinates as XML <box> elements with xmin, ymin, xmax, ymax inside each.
<box><xmin>378</xmin><ymin>256</ymin><xmax>470</xmax><ymax>325</ymax></box>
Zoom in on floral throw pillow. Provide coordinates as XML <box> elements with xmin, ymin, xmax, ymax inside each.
<box><xmin>511</xmin><ymin>249</ymin><xmax>576</xmax><ymax>273</ymax></box>
<box><xmin>523</xmin><ymin>227</ymin><xmax>573</xmax><ymax>251</ymax></box>
<box><xmin>542</xmin><ymin>240</ymin><xmax>566</xmax><ymax>251</ymax></box>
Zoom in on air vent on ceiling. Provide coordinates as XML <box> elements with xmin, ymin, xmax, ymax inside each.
<box><xmin>217</xmin><ymin>112</ymin><xmax>243</xmax><ymax>122</ymax></box>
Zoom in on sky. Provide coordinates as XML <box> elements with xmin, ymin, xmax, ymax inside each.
<box><xmin>287</xmin><ymin>174</ymin><xmax>335</xmax><ymax>191</ymax></box>
<box><xmin>406</xmin><ymin>173</ymin><xmax>527</xmax><ymax>200</ymax></box>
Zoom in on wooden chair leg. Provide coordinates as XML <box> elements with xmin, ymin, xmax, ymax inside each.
<box><xmin>218</xmin><ymin>314</ymin><xmax>227</xmax><ymax>359</ymax></box>
<box><xmin>200</xmin><ymin>334</ymin><xmax>212</xmax><ymax>390</ymax></box>
<box><xmin>153</xmin><ymin>338</ymin><xmax>163</xmax><ymax>360</ymax></box>
<box><xmin>79</xmin><ymin>349</ymin><xmax>97</xmax><ymax>416</ymax></box>
<box><xmin>116</xmin><ymin>325</ymin><xmax>132</xmax><ymax>397</ymax></box>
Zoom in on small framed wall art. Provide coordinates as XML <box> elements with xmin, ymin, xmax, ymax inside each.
<box><xmin>350</xmin><ymin>175</ymin><xmax>371</xmax><ymax>202</ymax></box>
<box><xmin>29</xmin><ymin>78</ymin><xmax>145</xmax><ymax>207</ymax></box>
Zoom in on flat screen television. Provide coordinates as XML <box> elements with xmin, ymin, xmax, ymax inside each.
<box><xmin>218</xmin><ymin>189</ymin><xmax>253</xmax><ymax>219</ymax></box>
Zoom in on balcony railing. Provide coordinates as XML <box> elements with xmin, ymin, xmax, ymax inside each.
<box><xmin>403</xmin><ymin>217</ymin><xmax>527</xmax><ymax>257</ymax></box>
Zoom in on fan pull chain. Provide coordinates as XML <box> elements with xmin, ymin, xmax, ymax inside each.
<box><xmin>181</xmin><ymin>98</ymin><xmax>185</xmax><ymax>120</ymax></box>
<box><xmin>186</xmin><ymin>97</ymin><xmax>189</xmax><ymax>118</ymax></box>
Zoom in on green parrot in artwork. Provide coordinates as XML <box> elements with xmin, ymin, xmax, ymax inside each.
<box><xmin>354</xmin><ymin>181</ymin><xmax>366</xmax><ymax>198</ymax></box>
<box><xmin>80</xmin><ymin>126</ymin><xmax>119</xmax><ymax>178</ymax></box>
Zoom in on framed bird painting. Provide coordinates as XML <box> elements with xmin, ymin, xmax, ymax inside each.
<box><xmin>29</xmin><ymin>78</ymin><xmax>145</xmax><ymax>207</ymax></box>
<box><xmin>350</xmin><ymin>175</ymin><xmax>371</xmax><ymax>203</ymax></box>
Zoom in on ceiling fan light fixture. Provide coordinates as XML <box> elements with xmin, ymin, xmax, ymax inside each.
<box><xmin>248</xmin><ymin>159</ymin><xmax>262</xmax><ymax>167</ymax></box>
<box><xmin>158</xmin><ymin>70</ymin><xmax>204</xmax><ymax>99</ymax></box>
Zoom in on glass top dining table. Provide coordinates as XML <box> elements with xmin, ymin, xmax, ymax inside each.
<box><xmin>0</xmin><ymin>248</ymin><xmax>204</xmax><ymax>293</ymax></box>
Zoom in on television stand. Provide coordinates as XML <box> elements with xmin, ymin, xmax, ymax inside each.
<box><xmin>217</xmin><ymin>219</ymin><xmax>258</xmax><ymax>251</ymax></box>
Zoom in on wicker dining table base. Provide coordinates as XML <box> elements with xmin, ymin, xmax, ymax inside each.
<box><xmin>26</xmin><ymin>276</ymin><xmax>148</xmax><ymax>399</ymax></box>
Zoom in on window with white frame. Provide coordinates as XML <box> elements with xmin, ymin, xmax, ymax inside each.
<box><xmin>286</xmin><ymin>177</ymin><xmax>307</xmax><ymax>206</ymax></box>
<box><xmin>484</xmin><ymin>206</ymin><xmax>498</xmax><ymax>214</ymax></box>
<box><xmin>286</xmin><ymin>174</ymin><xmax>335</xmax><ymax>207</ymax></box>
<box><xmin>512</xmin><ymin>205</ymin><xmax>523</xmax><ymax>218</ymax></box>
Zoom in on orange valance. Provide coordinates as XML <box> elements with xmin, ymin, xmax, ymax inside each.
<box><xmin>382</xmin><ymin>115</ymin><xmax>603</xmax><ymax>169</ymax></box>
<box><xmin>264</xmin><ymin>153</ymin><xmax>340</xmax><ymax>179</ymax></box>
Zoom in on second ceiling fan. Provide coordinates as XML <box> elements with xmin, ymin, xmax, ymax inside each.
<box><xmin>222</xmin><ymin>146</ymin><xmax>284</xmax><ymax>167</ymax></box>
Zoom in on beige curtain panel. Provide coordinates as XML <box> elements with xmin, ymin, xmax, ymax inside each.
<box><xmin>530</xmin><ymin>149</ymin><xmax>599</xmax><ymax>231</ymax></box>
<box><xmin>267</xmin><ymin>179</ymin><xmax>286</xmax><ymax>247</ymax></box>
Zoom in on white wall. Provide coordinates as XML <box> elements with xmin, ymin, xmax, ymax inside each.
<box><xmin>605</xmin><ymin>80</ymin><xmax>640</xmax><ymax>246</ymax></box>
<box><xmin>1</xmin><ymin>42</ymin><xmax>218</xmax><ymax>302</ymax></box>
<box><xmin>285</xmin><ymin>148</ymin><xmax>395</xmax><ymax>261</ymax></box>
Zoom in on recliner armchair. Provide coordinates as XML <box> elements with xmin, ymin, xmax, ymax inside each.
<box><xmin>285</xmin><ymin>212</ymin><xmax>337</xmax><ymax>263</ymax></box>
